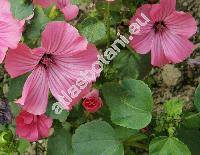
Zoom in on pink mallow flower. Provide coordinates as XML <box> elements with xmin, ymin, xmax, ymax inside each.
<box><xmin>33</xmin><ymin>0</ymin><xmax>79</xmax><ymax>21</ymax></box>
<box><xmin>82</xmin><ymin>89</ymin><xmax>103</xmax><ymax>113</ymax></box>
<box><xmin>5</xmin><ymin>21</ymin><xmax>99</xmax><ymax>115</ymax></box>
<box><xmin>16</xmin><ymin>110</ymin><xmax>52</xmax><ymax>142</ymax></box>
<box><xmin>0</xmin><ymin>0</ymin><xmax>23</xmax><ymax>63</ymax></box>
<box><xmin>129</xmin><ymin>0</ymin><xmax>197</xmax><ymax>66</ymax></box>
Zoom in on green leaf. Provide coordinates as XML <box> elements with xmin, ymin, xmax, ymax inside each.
<box><xmin>194</xmin><ymin>84</ymin><xmax>200</xmax><ymax>112</ymax></box>
<box><xmin>47</xmin><ymin>127</ymin><xmax>73</xmax><ymax>155</ymax></box>
<box><xmin>122</xmin><ymin>0</ymin><xmax>136</xmax><ymax>14</ymax></box>
<box><xmin>102</xmin><ymin>79</ymin><xmax>153</xmax><ymax>129</ymax></box>
<box><xmin>46</xmin><ymin>102</ymin><xmax>69</xmax><ymax>122</ymax></box>
<box><xmin>8</xmin><ymin>74</ymin><xmax>28</xmax><ymax>102</ymax></box>
<box><xmin>112</xmin><ymin>50</ymin><xmax>151</xmax><ymax>80</ymax></box>
<box><xmin>177</xmin><ymin>128</ymin><xmax>200</xmax><ymax>155</ymax></box>
<box><xmin>10</xmin><ymin>0</ymin><xmax>33</xmax><ymax>20</ymax></box>
<box><xmin>78</xmin><ymin>17</ymin><xmax>106</xmax><ymax>43</ymax></box>
<box><xmin>17</xmin><ymin>139</ymin><xmax>30</xmax><ymax>154</ymax></box>
<box><xmin>149</xmin><ymin>136</ymin><xmax>191</xmax><ymax>155</ymax></box>
<box><xmin>9</xmin><ymin>102</ymin><xmax>20</xmax><ymax>117</ymax></box>
<box><xmin>183</xmin><ymin>112</ymin><xmax>200</xmax><ymax>129</ymax></box>
<box><xmin>24</xmin><ymin>7</ymin><xmax>50</xmax><ymax>47</ymax></box>
<box><xmin>114</xmin><ymin>126</ymin><xmax>138</xmax><ymax>141</ymax></box>
<box><xmin>72</xmin><ymin>120</ymin><xmax>124</xmax><ymax>155</ymax></box>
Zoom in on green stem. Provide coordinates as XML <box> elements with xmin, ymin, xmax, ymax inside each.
<box><xmin>105</xmin><ymin>2</ymin><xmax>111</xmax><ymax>47</ymax></box>
<box><xmin>35</xmin><ymin>142</ymin><xmax>39</xmax><ymax>155</ymax></box>
<box><xmin>49</xmin><ymin>6</ymin><xmax>57</xmax><ymax>19</ymax></box>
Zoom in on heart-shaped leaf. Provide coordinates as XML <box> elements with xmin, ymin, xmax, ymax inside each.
<box><xmin>149</xmin><ymin>136</ymin><xmax>191</xmax><ymax>155</ymax></box>
<box><xmin>72</xmin><ymin>120</ymin><xmax>124</xmax><ymax>155</ymax></box>
<box><xmin>102</xmin><ymin>79</ymin><xmax>153</xmax><ymax>129</ymax></box>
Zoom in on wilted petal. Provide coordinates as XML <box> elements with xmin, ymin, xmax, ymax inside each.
<box><xmin>38</xmin><ymin>115</ymin><xmax>52</xmax><ymax>138</ymax></box>
<box><xmin>16</xmin><ymin>111</ymin><xmax>52</xmax><ymax>142</ymax></box>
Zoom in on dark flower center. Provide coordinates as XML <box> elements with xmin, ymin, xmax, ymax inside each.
<box><xmin>39</xmin><ymin>54</ymin><xmax>54</xmax><ymax>68</ymax></box>
<box><xmin>153</xmin><ymin>21</ymin><xmax>166</xmax><ymax>33</ymax></box>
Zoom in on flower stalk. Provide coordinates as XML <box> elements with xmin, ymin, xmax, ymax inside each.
<box><xmin>105</xmin><ymin>2</ymin><xmax>111</xmax><ymax>47</ymax></box>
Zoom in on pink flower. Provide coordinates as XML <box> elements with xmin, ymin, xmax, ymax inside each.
<box><xmin>5</xmin><ymin>21</ymin><xmax>99</xmax><ymax>115</ymax></box>
<box><xmin>0</xmin><ymin>0</ymin><xmax>23</xmax><ymax>63</ymax></box>
<box><xmin>82</xmin><ymin>89</ymin><xmax>103</xmax><ymax>113</ymax></box>
<box><xmin>129</xmin><ymin>0</ymin><xmax>197</xmax><ymax>66</ymax></box>
<box><xmin>32</xmin><ymin>0</ymin><xmax>79</xmax><ymax>21</ymax></box>
<box><xmin>56</xmin><ymin>0</ymin><xmax>79</xmax><ymax>21</ymax></box>
<box><xmin>16</xmin><ymin>110</ymin><xmax>52</xmax><ymax>142</ymax></box>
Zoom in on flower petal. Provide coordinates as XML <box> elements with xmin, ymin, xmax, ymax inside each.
<box><xmin>16</xmin><ymin>66</ymin><xmax>49</xmax><ymax>115</ymax></box>
<box><xmin>53</xmin><ymin>44</ymin><xmax>99</xmax><ymax>77</ymax></box>
<box><xmin>150</xmin><ymin>0</ymin><xmax>176</xmax><ymax>22</ymax></box>
<box><xmin>151</xmin><ymin>33</ymin><xmax>169</xmax><ymax>66</ymax></box>
<box><xmin>160</xmin><ymin>0</ymin><xmax>176</xmax><ymax>14</ymax></box>
<box><xmin>16</xmin><ymin>112</ymin><xmax>39</xmax><ymax>142</ymax></box>
<box><xmin>41</xmin><ymin>21</ymin><xmax>87</xmax><ymax>55</ymax></box>
<box><xmin>56</xmin><ymin>0</ymin><xmax>79</xmax><ymax>21</ymax></box>
<box><xmin>0</xmin><ymin>45</ymin><xmax>7</xmax><ymax>63</ymax></box>
<box><xmin>165</xmin><ymin>11</ymin><xmax>197</xmax><ymax>38</ymax></box>
<box><xmin>0</xmin><ymin>0</ymin><xmax>11</xmax><ymax>15</ymax></box>
<box><xmin>0</xmin><ymin>18</ymin><xmax>22</xmax><ymax>49</ymax></box>
<box><xmin>60</xmin><ymin>4</ymin><xmax>79</xmax><ymax>21</ymax></box>
<box><xmin>49</xmin><ymin>44</ymin><xmax>98</xmax><ymax>110</ymax></box>
<box><xmin>162</xmin><ymin>30</ymin><xmax>194</xmax><ymax>63</ymax></box>
<box><xmin>16</xmin><ymin>123</ymin><xmax>39</xmax><ymax>142</ymax></box>
<box><xmin>38</xmin><ymin>115</ymin><xmax>52</xmax><ymax>138</ymax></box>
<box><xmin>25</xmin><ymin>125</ymin><xmax>39</xmax><ymax>142</ymax></box>
<box><xmin>130</xmin><ymin>30</ymin><xmax>155</xmax><ymax>54</ymax></box>
<box><xmin>48</xmin><ymin>64</ymin><xmax>92</xmax><ymax>110</ymax></box>
<box><xmin>129</xmin><ymin>4</ymin><xmax>153</xmax><ymax>35</ymax></box>
<box><xmin>5</xmin><ymin>44</ymin><xmax>43</xmax><ymax>78</ymax></box>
